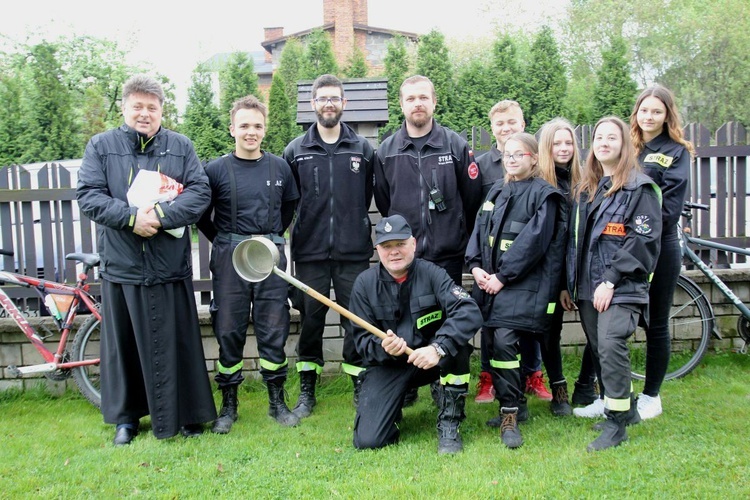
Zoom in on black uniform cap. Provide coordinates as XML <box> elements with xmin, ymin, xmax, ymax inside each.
<box><xmin>374</xmin><ymin>215</ymin><xmax>412</xmax><ymax>246</ymax></box>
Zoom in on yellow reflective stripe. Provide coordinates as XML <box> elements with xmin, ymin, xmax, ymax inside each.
<box><xmin>296</xmin><ymin>361</ymin><xmax>322</xmax><ymax>374</ymax></box>
<box><xmin>547</xmin><ymin>302</ymin><xmax>556</xmax><ymax>314</ymax></box>
<box><xmin>648</xmin><ymin>272</ymin><xmax>654</xmax><ymax>282</ymax></box>
<box><xmin>440</xmin><ymin>373</ymin><xmax>471</xmax><ymax>386</ymax></box>
<box><xmin>341</xmin><ymin>363</ymin><xmax>365</xmax><ymax>376</ymax></box>
<box><xmin>490</xmin><ymin>358</ymin><xmax>520</xmax><ymax>369</ymax></box>
<box><xmin>129</xmin><ymin>214</ymin><xmax>136</xmax><ymax>227</ymax></box>
<box><xmin>604</xmin><ymin>395</ymin><xmax>631</xmax><ymax>411</ymax></box>
<box><xmin>416</xmin><ymin>310</ymin><xmax>442</xmax><ymax>329</ymax></box>
<box><xmin>259</xmin><ymin>357</ymin><xmax>288</xmax><ymax>372</ymax></box>
<box><xmin>482</xmin><ymin>200</ymin><xmax>494</xmax><ymax>211</ymax></box>
<box><xmin>499</xmin><ymin>239</ymin><xmax>513</xmax><ymax>251</ymax></box>
<box><xmin>488</xmin><ymin>235</ymin><xmax>495</xmax><ymax>247</ymax></box>
<box><xmin>217</xmin><ymin>360</ymin><xmax>243</xmax><ymax>375</ymax></box>
<box><xmin>154</xmin><ymin>203</ymin><xmax>165</xmax><ymax>218</ymax></box>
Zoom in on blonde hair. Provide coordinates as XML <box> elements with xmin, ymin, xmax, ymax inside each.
<box><xmin>575</xmin><ymin>116</ymin><xmax>639</xmax><ymax>200</ymax></box>
<box><xmin>488</xmin><ymin>99</ymin><xmax>524</xmax><ymax>122</ymax></box>
<box><xmin>630</xmin><ymin>84</ymin><xmax>695</xmax><ymax>157</ymax></box>
<box><xmin>503</xmin><ymin>132</ymin><xmax>539</xmax><ymax>183</ymax></box>
<box><xmin>538</xmin><ymin>118</ymin><xmax>582</xmax><ymax>192</ymax></box>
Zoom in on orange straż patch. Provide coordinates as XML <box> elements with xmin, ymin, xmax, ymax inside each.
<box><xmin>602</xmin><ymin>223</ymin><xmax>626</xmax><ymax>236</ymax></box>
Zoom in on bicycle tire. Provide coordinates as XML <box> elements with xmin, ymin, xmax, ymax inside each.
<box><xmin>71</xmin><ymin>314</ymin><xmax>102</xmax><ymax>408</ymax></box>
<box><xmin>630</xmin><ymin>275</ymin><xmax>713</xmax><ymax>381</ymax></box>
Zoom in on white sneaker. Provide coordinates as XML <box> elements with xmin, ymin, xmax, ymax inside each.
<box><xmin>573</xmin><ymin>397</ymin><xmax>605</xmax><ymax>418</ymax></box>
<box><xmin>637</xmin><ymin>393</ymin><xmax>662</xmax><ymax>420</ymax></box>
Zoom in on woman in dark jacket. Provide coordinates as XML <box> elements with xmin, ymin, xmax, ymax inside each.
<box><xmin>566</xmin><ymin>116</ymin><xmax>662</xmax><ymax>451</ymax></box>
<box><xmin>629</xmin><ymin>85</ymin><xmax>693</xmax><ymax>420</ymax></box>
<box><xmin>466</xmin><ymin>132</ymin><xmax>565</xmax><ymax>449</ymax></box>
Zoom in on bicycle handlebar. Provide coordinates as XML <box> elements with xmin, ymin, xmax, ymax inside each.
<box><xmin>684</xmin><ymin>201</ymin><xmax>709</xmax><ymax>211</ymax></box>
<box><xmin>0</xmin><ymin>248</ymin><xmax>13</xmax><ymax>256</ymax></box>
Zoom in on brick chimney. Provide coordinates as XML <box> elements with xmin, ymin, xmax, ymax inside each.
<box><xmin>353</xmin><ymin>0</ymin><xmax>368</xmax><ymax>25</ymax></box>
<box><xmin>263</xmin><ymin>27</ymin><xmax>284</xmax><ymax>63</ymax></box>
<box><xmin>322</xmin><ymin>0</ymin><xmax>355</xmax><ymax>64</ymax></box>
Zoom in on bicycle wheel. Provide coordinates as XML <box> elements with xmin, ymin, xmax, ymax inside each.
<box><xmin>630</xmin><ymin>275</ymin><xmax>714</xmax><ymax>381</ymax></box>
<box><xmin>71</xmin><ymin>315</ymin><xmax>102</xmax><ymax>408</ymax></box>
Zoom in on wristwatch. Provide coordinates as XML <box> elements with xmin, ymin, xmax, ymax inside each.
<box><xmin>431</xmin><ymin>342</ymin><xmax>446</xmax><ymax>358</ymax></box>
<box><xmin>604</xmin><ymin>281</ymin><xmax>615</xmax><ymax>290</ymax></box>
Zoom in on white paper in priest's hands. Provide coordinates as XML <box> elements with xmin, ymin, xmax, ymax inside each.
<box><xmin>126</xmin><ymin>170</ymin><xmax>186</xmax><ymax>238</ymax></box>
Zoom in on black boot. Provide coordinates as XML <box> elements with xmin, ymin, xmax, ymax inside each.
<box><xmin>487</xmin><ymin>398</ymin><xmax>528</xmax><ymax>427</ymax></box>
<box><xmin>351</xmin><ymin>374</ymin><xmax>363</xmax><ymax>407</ymax></box>
<box><xmin>572</xmin><ymin>378</ymin><xmax>598</xmax><ymax>406</ymax></box>
<box><xmin>403</xmin><ymin>386</ymin><xmax>419</xmax><ymax>407</ymax></box>
<box><xmin>267</xmin><ymin>379</ymin><xmax>300</xmax><ymax>427</ymax></box>
<box><xmin>587</xmin><ymin>409</ymin><xmax>629</xmax><ymax>451</ymax></box>
<box><xmin>292</xmin><ymin>371</ymin><xmax>317</xmax><ymax>419</ymax></box>
<box><xmin>593</xmin><ymin>394</ymin><xmax>641</xmax><ymax>431</ymax></box>
<box><xmin>437</xmin><ymin>384</ymin><xmax>467</xmax><ymax>455</ymax></box>
<box><xmin>500</xmin><ymin>407</ymin><xmax>523</xmax><ymax>449</ymax></box>
<box><xmin>212</xmin><ymin>385</ymin><xmax>239</xmax><ymax>434</ymax></box>
<box><xmin>550</xmin><ymin>380</ymin><xmax>573</xmax><ymax>416</ymax></box>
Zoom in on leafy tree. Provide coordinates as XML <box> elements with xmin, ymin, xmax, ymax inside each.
<box><xmin>416</xmin><ymin>30</ymin><xmax>455</xmax><ymax>128</ymax></box>
<box><xmin>302</xmin><ymin>29</ymin><xmax>339</xmax><ymax>79</ymax></box>
<box><xmin>182</xmin><ymin>65</ymin><xmax>229</xmax><ymax>162</ymax></box>
<box><xmin>157</xmin><ymin>75</ymin><xmax>180</xmax><ymax>131</ymax></box>
<box><xmin>218</xmin><ymin>52</ymin><xmax>260</xmax><ymax>129</ymax></box>
<box><xmin>277</xmin><ymin>38</ymin><xmax>305</xmax><ymax>113</ymax></box>
<box><xmin>265</xmin><ymin>73</ymin><xmax>298</xmax><ymax>156</ymax></box>
<box><xmin>488</xmin><ymin>34</ymin><xmax>528</xmax><ymax>113</ymax></box>
<box><xmin>593</xmin><ymin>35</ymin><xmax>638</xmax><ymax>121</ymax></box>
<box><xmin>452</xmin><ymin>59</ymin><xmax>494</xmax><ymax>133</ymax></box>
<box><xmin>381</xmin><ymin>35</ymin><xmax>410</xmax><ymax>137</ymax></box>
<box><xmin>525</xmin><ymin>26</ymin><xmax>567</xmax><ymax>133</ymax></box>
<box><xmin>343</xmin><ymin>46</ymin><xmax>368</xmax><ymax>78</ymax></box>
<box><xmin>563</xmin><ymin>58</ymin><xmax>596</xmax><ymax>126</ymax></box>
<box><xmin>0</xmin><ymin>73</ymin><xmax>26</xmax><ymax>165</ymax></box>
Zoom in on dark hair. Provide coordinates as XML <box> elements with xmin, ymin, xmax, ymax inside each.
<box><xmin>630</xmin><ymin>84</ymin><xmax>694</xmax><ymax>156</ymax></box>
<box><xmin>311</xmin><ymin>74</ymin><xmax>344</xmax><ymax>99</ymax></box>
<box><xmin>230</xmin><ymin>95</ymin><xmax>267</xmax><ymax>124</ymax></box>
<box><xmin>122</xmin><ymin>75</ymin><xmax>164</xmax><ymax>106</ymax></box>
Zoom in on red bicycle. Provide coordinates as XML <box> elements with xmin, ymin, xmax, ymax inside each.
<box><xmin>0</xmin><ymin>249</ymin><xmax>102</xmax><ymax>407</ymax></box>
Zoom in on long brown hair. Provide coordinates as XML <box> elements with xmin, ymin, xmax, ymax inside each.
<box><xmin>630</xmin><ymin>84</ymin><xmax>695</xmax><ymax>157</ymax></box>
<box><xmin>503</xmin><ymin>132</ymin><xmax>539</xmax><ymax>183</ymax></box>
<box><xmin>575</xmin><ymin>116</ymin><xmax>639</xmax><ymax>200</ymax></box>
<box><xmin>538</xmin><ymin>118</ymin><xmax>582</xmax><ymax>192</ymax></box>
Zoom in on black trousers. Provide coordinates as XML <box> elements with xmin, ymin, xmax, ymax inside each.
<box><xmin>353</xmin><ymin>344</ymin><xmax>472</xmax><ymax>450</ymax></box>
<box><xmin>644</xmin><ymin>231</ymin><xmax>682</xmax><ymax>396</ymax></box>
<box><xmin>294</xmin><ymin>259</ymin><xmax>369</xmax><ymax>373</ymax></box>
<box><xmin>210</xmin><ymin>237</ymin><xmax>291</xmax><ymax>386</ymax></box>
<box><xmin>481</xmin><ymin>328</ymin><xmax>543</xmax><ymax>376</ymax></box>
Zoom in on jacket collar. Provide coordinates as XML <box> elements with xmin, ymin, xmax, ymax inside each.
<box><xmin>395</xmin><ymin>119</ymin><xmax>444</xmax><ymax>152</ymax></box>
<box><xmin>121</xmin><ymin>124</ymin><xmax>162</xmax><ymax>153</ymax></box>
<box><xmin>300</xmin><ymin>121</ymin><xmax>358</xmax><ymax>149</ymax></box>
<box><xmin>644</xmin><ymin>130</ymin><xmax>671</xmax><ymax>151</ymax></box>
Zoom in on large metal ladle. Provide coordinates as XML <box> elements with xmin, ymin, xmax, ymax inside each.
<box><xmin>232</xmin><ymin>236</ymin><xmax>413</xmax><ymax>355</ymax></box>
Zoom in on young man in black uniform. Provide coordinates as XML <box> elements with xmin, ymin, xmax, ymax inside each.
<box><xmin>197</xmin><ymin>95</ymin><xmax>300</xmax><ymax>432</ymax></box>
<box><xmin>350</xmin><ymin>215</ymin><xmax>482</xmax><ymax>455</ymax></box>
<box><xmin>283</xmin><ymin>74</ymin><xmax>375</xmax><ymax>416</ymax></box>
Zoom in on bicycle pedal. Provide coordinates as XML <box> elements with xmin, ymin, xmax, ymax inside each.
<box><xmin>7</xmin><ymin>365</ymin><xmax>22</xmax><ymax>378</ymax></box>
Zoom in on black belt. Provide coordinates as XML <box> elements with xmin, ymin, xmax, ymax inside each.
<box><xmin>216</xmin><ymin>232</ymin><xmax>285</xmax><ymax>245</ymax></box>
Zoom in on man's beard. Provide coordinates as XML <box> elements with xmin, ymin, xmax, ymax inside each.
<box><xmin>316</xmin><ymin>109</ymin><xmax>342</xmax><ymax>128</ymax></box>
<box><xmin>406</xmin><ymin>110</ymin><xmax>431</xmax><ymax>129</ymax></box>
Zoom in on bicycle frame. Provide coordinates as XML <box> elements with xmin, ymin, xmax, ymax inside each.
<box><xmin>680</xmin><ymin>229</ymin><xmax>750</xmax><ymax>323</ymax></box>
<box><xmin>0</xmin><ymin>269</ymin><xmax>101</xmax><ymax>376</ymax></box>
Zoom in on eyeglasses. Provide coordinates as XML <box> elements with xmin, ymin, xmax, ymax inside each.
<box><xmin>503</xmin><ymin>152</ymin><xmax>532</xmax><ymax>161</ymax></box>
<box><xmin>314</xmin><ymin>97</ymin><xmax>343</xmax><ymax>105</ymax></box>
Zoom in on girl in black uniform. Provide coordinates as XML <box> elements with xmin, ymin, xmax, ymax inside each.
<box><xmin>567</xmin><ymin>116</ymin><xmax>662</xmax><ymax>451</ymax></box>
<box><xmin>466</xmin><ymin>132</ymin><xmax>565</xmax><ymax>449</ymax></box>
<box><xmin>538</xmin><ymin>118</ymin><xmax>583</xmax><ymax>416</ymax></box>
<box><xmin>630</xmin><ymin>85</ymin><xmax>693</xmax><ymax>419</ymax></box>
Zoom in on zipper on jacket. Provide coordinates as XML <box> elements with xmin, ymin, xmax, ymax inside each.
<box><xmin>328</xmin><ymin>155</ymin><xmax>335</xmax><ymax>256</ymax></box>
<box><xmin>313</xmin><ymin>166</ymin><xmax>320</xmax><ymax>197</ymax></box>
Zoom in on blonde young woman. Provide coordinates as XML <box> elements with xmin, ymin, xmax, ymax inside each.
<box><xmin>565</xmin><ymin>116</ymin><xmax>662</xmax><ymax>451</ymax></box>
<box><xmin>465</xmin><ymin>132</ymin><xmax>566</xmax><ymax>449</ymax></box>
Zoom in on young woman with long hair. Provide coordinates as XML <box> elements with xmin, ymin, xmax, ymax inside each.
<box><xmin>565</xmin><ymin>116</ymin><xmax>662</xmax><ymax>451</ymax></box>
<box><xmin>629</xmin><ymin>84</ymin><xmax>693</xmax><ymax>419</ymax></box>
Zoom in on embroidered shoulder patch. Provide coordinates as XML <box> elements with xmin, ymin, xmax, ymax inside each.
<box><xmin>634</xmin><ymin>215</ymin><xmax>652</xmax><ymax>235</ymax></box>
<box><xmin>643</xmin><ymin>153</ymin><xmax>674</xmax><ymax>168</ymax></box>
<box><xmin>451</xmin><ymin>285</ymin><xmax>470</xmax><ymax>299</ymax></box>
<box><xmin>468</xmin><ymin>161</ymin><xmax>479</xmax><ymax>180</ymax></box>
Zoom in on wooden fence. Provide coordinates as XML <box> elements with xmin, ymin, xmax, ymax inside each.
<box><xmin>1</xmin><ymin>122</ymin><xmax>749</xmax><ymax>310</ymax></box>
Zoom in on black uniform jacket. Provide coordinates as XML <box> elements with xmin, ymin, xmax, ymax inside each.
<box><xmin>77</xmin><ymin>124</ymin><xmax>210</xmax><ymax>285</ymax></box>
<box><xmin>283</xmin><ymin>123</ymin><xmax>375</xmax><ymax>262</ymax></box>
<box><xmin>349</xmin><ymin>259</ymin><xmax>482</xmax><ymax>367</ymax></box>
<box><xmin>465</xmin><ymin>177</ymin><xmax>566</xmax><ymax>332</ymax></box>
<box><xmin>373</xmin><ymin>120</ymin><xmax>483</xmax><ymax>261</ymax></box>
<box><xmin>639</xmin><ymin>130</ymin><xmax>690</xmax><ymax>232</ymax></box>
<box><xmin>477</xmin><ymin>145</ymin><xmax>504</xmax><ymax>200</ymax></box>
<box><xmin>567</xmin><ymin>172</ymin><xmax>663</xmax><ymax>304</ymax></box>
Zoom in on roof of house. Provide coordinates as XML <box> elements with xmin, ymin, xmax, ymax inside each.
<box><xmin>261</xmin><ymin>23</ymin><xmax>419</xmax><ymax>51</ymax></box>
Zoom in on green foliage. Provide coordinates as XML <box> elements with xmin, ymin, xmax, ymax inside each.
<box><xmin>0</xmin><ymin>73</ymin><xmax>26</xmax><ymax>165</ymax></box>
<box><xmin>525</xmin><ymin>26</ymin><xmax>568</xmax><ymax>133</ymax></box>
<box><xmin>563</xmin><ymin>59</ymin><xmax>597</xmax><ymax>126</ymax></box>
<box><xmin>182</xmin><ymin>65</ymin><xmax>229</xmax><ymax>162</ymax></box>
<box><xmin>302</xmin><ymin>29</ymin><xmax>339</xmax><ymax>80</ymax></box>
<box><xmin>265</xmin><ymin>72</ymin><xmax>299</xmax><ymax>156</ymax></box>
<box><xmin>381</xmin><ymin>35</ymin><xmax>410</xmax><ymax>138</ymax></box>
<box><xmin>416</xmin><ymin>30</ymin><xmax>455</xmax><ymax>128</ymax></box>
<box><xmin>489</xmin><ymin>34</ymin><xmax>529</xmax><ymax>113</ymax></box>
<box><xmin>343</xmin><ymin>46</ymin><xmax>368</xmax><ymax>78</ymax></box>
<box><xmin>157</xmin><ymin>75</ymin><xmax>180</xmax><ymax>131</ymax></box>
<box><xmin>593</xmin><ymin>35</ymin><xmax>638</xmax><ymax>122</ymax></box>
<box><xmin>1</xmin><ymin>353</ymin><xmax>749</xmax><ymax>497</ymax></box>
<box><xmin>452</xmin><ymin>59</ymin><xmax>494</xmax><ymax>133</ymax></box>
<box><xmin>218</xmin><ymin>52</ymin><xmax>260</xmax><ymax>129</ymax></box>
<box><xmin>277</xmin><ymin>38</ymin><xmax>306</xmax><ymax>112</ymax></box>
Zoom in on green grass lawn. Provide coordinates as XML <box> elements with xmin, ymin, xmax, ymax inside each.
<box><xmin>1</xmin><ymin>352</ymin><xmax>749</xmax><ymax>498</ymax></box>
